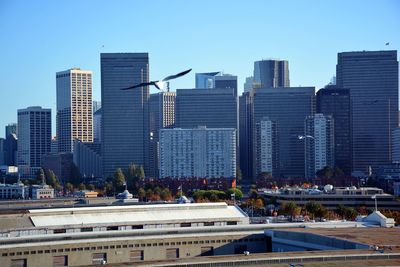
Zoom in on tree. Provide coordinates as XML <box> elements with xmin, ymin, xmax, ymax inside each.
<box><xmin>65</xmin><ymin>182</ymin><xmax>74</xmax><ymax>194</ymax></box>
<box><xmin>112</xmin><ymin>168</ymin><xmax>126</xmax><ymax>192</ymax></box>
<box><xmin>226</xmin><ymin>188</ymin><xmax>243</xmax><ymax>200</ymax></box>
<box><xmin>78</xmin><ymin>183</ymin><xmax>86</xmax><ymax>191</ymax></box>
<box><xmin>257</xmin><ymin>172</ymin><xmax>272</xmax><ymax>182</ymax></box>
<box><xmin>336</xmin><ymin>204</ymin><xmax>347</xmax><ymax>219</ymax></box>
<box><xmin>316</xmin><ymin>166</ymin><xmax>334</xmax><ymax>179</ymax></box>
<box><xmin>314</xmin><ymin>205</ymin><xmax>328</xmax><ymax>220</ymax></box>
<box><xmin>160</xmin><ymin>188</ymin><xmax>172</xmax><ymax>201</ymax></box>
<box><xmin>87</xmin><ymin>184</ymin><xmax>95</xmax><ymax>191</ymax></box>
<box><xmin>37</xmin><ymin>168</ymin><xmax>46</xmax><ymax>184</ymax></box>
<box><xmin>145</xmin><ymin>189</ymin><xmax>154</xmax><ymax>202</ymax></box>
<box><xmin>104</xmin><ymin>182</ymin><xmax>114</xmax><ymax>196</ymax></box>
<box><xmin>138</xmin><ymin>188</ymin><xmax>146</xmax><ymax>201</ymax></box>
<box><xmin>280</xmin><ymin>202</ymin><xmax>299</xmax><ymax>220</ymax></box>
<box><xmin>137</xmin><ymin>166</ymin><xmax>145</xmax><ymax>179</ymax></box>
<box><xmin>344</xmin><ymin>207</ymin><xmax>358</xmax><ymax>220</ymax></box>
<box><xmin>305</xmin><ymin>201</ymin><xmax>319</xmax><ymax>220</ymax></box>
<box><xmin>236</xmin><ymin>167</ymin><xmax>242</xmax><ymax>184</ymax></box>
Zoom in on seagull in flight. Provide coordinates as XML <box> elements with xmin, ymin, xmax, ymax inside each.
<box><xmin>121</xmin><ymin>69</ymin><xmax>192</xmax><ymax>91</ymax></box>
<box><xmin>298</xmin><ymin>135</ymin><xmax>314</xmax><ymax>140</ymax></box>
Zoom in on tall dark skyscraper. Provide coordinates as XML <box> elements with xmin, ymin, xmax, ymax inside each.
<box><xmin>239</xmin><ymin>92</ymin><xmax>253</xmax><ymax>180</ymax></box>
<box><xmin>176</xmin><ymin>88</ymin><xmax>238</xmax><ymax>130</ymax></box>
<box><xmin>337</xmin><ymin>50</ymin><xmax>399</xmax><ymax>173</ymax></box>
<box><xmin>101</xmin><ymin>53</ymin><xmax>149</xmax><ymax>178</ymax></box>
<box><xmin>5</xmin><ymin>123</ymin><xmax>17</xmax><ymax>138</ymax></box>
<box><xmin>254</xmin><ymin>59</ymin><xmax>290</xmax><ymax>88</ymax></box>
<box><xmin>251</xmin><ymin>87</ymin><xmax>315</xmax><ymax>178</ymax></box>
<box><xmin>317</xmin><ymin>85</ymin><xmax>351</xmax><ymax>175</ymax></box>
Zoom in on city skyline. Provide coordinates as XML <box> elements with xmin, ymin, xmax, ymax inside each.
<box><xmin>1</xmin><ymin>0</ymin><xmax>400</xmax><ymax>137</ymax></box>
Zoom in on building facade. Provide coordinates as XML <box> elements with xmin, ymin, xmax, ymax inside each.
<box><xmin>93</xmin><ymin>108</ymin><xmax>102</xmax><ymax>143</ymax></box>
<box><xmin>252</xmin><ymin>87</ymin><xmax>315</xmax><ymax>178</ymax></box>
<box><xmin>159</xmin><ymin>127</ymin><xmax>236</xmax><ymax>179</ymax></box>
<box><xmin>0</xmin><ymin>181</ymin><xmax>28</xmax><ymax>199</ymax></box>
<box><xmin>41</xmin><ymin>152</ymin><xmax>73</xmax><ymax>184</ymax></box>
<box><xmin>253</xmin><ymin>59</ymin><xmax>290</xmax><ymax>88</ymax></box>
<box><xmin>92</xmin><ymin>100</ymin><xmax>101</xmax><ymax>113</ymax></box>
<box><xmin>304</xmin><ymin>114</ymin><xmax>335</xmax><ymax>178</ymax></box>
<box><xmin>101</xmin><ymin>53</ymin><xmax>149</xmax><ymax>178</ymax></box>
<box><xmin>239</xmin><ymin>92</ymin><xmax>253</xmax><ymax>180</ymax></box>
<box><xmin>56</xmin><ymin>68</ymin><xmax>93</xmax><ymax>153</ymax></box>
<box><xmin>149</xmin><ymin>92</ymin><xmax>176</xmax><ymax>177</ymax></box>
<box><xmin>392</xmin><ymin>128</ymin><xmax>400</xmax><ymax>164</ymax></box>
<box><xmin>17</xmin><ymin>106</ymin><xmax>51</xmax><ymax>179</ymax></box>
<box><xmin>336</xmin><ymin>50</ymin><xmax>399</xmax><ymax>173</ymax></box>
<box><xmin>73</xmin><ymin>140</ymin><xmax>102</xmax><ymax>180</ymax></box>
<box><xmin>255</xmin><ymin>117</ymin><xmax>278</xmax><ymax>177</ymax></box>
<box><xmin>316</xmin><ymin>86</ymin><xmax>351</xmax><ymax>175</ymax></box>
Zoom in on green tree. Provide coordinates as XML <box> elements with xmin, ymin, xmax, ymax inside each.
<box><xmin>65</xmin><ymin>182</ymin><xmax>74</xmax><ymax>194</ymax></box>
<box><xmin>145</xmin><ymin>188</ymin><xmax>154</xmax><ymax>202</ymax></box>
<box><xmin>104</xmin><ymin>182</ymin><xmax>114</xmax><ymax>196</ymax></box>
<box><xmin>344</xmin><ymin>207</ymin><xmax>358</xmax><ymax>220</ymax></box>
<box><xmin>316</xmin><ymin>166</ymin><xmax>334</xmax><ymax>179</ymax></box>
<box><xmin>137</xmin><ymin>165</ymin><xmax>145</xmax><ymax>179</ymax></box>
<box><xmin>305</xmin><ymin>201</ymin><xmax>319</xmax><ymax>220</ymax></box>
<box><xmin>138</xmin><ymin>188</ymin><xmax>146</xmax><ymax>201</ymax></box>
<box><xmin>37</xmin><ymin>168</ymin><xmax>46</xmax><ymax>184</ymax></box>
<box><xmin>125</xmin><ymin>163</ymin><xmax>139</xmax><ymax>194</ymax></box>
<box><xmin>160</xmin><ymin>188</ymin><xmax>172</xmax><ymax>201</ymax></box>
<box><xmin>236</xmin><ymin>167</ymin><xmax>242</xmax><ymax>184</ymax></box>
<box><xmin>226</xmin><ymin>188</ymin><xmax>243</xmax><ymax>200</ymax></box>
<box><xmin>87</xmin><ymin>184</ymin><xmax>95</xmax><ymax>191</ymax></box>
<box><xmin>314</xmin><ymin>205</ymin><xmax>328</xmax><ymax>220</ymax></box>
<box><xmin>336</xmin><ymin>204</ymin><xmax>347</xmax><ymax>219</ymax></box>
<box><xmin>113</xmin><ymin>168</ymin><xmax>126</xmax><ymax>192</ymax></box>
<box><xmin>280</xmin><ymin>201</ymin><xmax>299</xmax><ymax>220</ymax></box>
<box><xmin>78</xmin><ymin>183</ymin><xmax>86</xmax><ymax>191</ymax></box>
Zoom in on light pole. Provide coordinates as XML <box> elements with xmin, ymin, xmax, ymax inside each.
<box><xmin>371</xmin><ymin>194</ymin><xmax>378</xmax><ymax>212</ymax></box>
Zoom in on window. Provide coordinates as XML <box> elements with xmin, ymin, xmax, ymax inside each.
<box><xmin>204</xmin><ymin>222</ymin><xmax>215</xmax><ymax>226</ymax></box>
<box><xmin>53</xmin><ymin>255</ymin><xmax>68</xmax><ymax>267</ymax></box>
<box><xmin>81</xmin><ymin>227</ymin><xmax>93</xmax><ymax>232</ymax></box>
<box><xmin>106</xmin><ymin>226</ymin><xmax>118</xmax><ymax>231</ymax></box>
<box><xmin>131</xmin><ymin>225</ymin><xmax>143</xmax><ymax>229</ymax></box>
<box><xmin>227</xmin><ymin>221</ymin><xmax>237</xmax><ymax>225</ymax></box>
<box><xmin>180</xmin><ymin>223</ymin><xmax>191</xmax><ymax>227</ymax></box>
<box><xmin>92</xmin><ymin>253</ymin><xmax>107</xmax><ymax>265</ymax></box>
<box><xmin>130</xmin><ymin>250</ymin><xmax>144</xmax><ymax>261</ymax></box>
<box><xmin>166</xmin><ymin>248</ymin><xmax>179</xmax><ymax>259</ymax></box>
<box><xmin>53</xmin><ymin>229</ymin><xmax>66</xmax><ymax>234</ymax></box>
<box><xmin>10</xmin><ymin>259</ymin><xmax>27</xmax><ymax>267</ymax></box>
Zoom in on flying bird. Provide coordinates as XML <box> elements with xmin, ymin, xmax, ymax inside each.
<box><xmin>297</xmin><ymin>135</ymin><xmax>314</xmax><ymax>140</ymax></box>
<box><xmin>385</xmin><ymin>42</ymin><xmax>389</xmax><ymax>46</ymax></box>
<box><xmin>122</xmin><ymin>69</ymin><xmax>192</xmax><ymax>91</ymax></box>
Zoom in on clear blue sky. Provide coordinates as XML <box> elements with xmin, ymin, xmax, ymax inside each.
<box><xmin>0</xmin><ymin>0</ymin><xmax>399</xmax><ymax>138</ymax></box>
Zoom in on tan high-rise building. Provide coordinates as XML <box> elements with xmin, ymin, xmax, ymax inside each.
<box><xmin>56</xmin><ymin>68</ymin><xmax>93</xmax><ymax>152</ymax></box>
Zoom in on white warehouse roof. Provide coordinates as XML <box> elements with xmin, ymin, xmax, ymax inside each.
<box><xmin>29</xmin><ymin>202</ymin><xmax>248</xmax><ymax>227</ymax></box>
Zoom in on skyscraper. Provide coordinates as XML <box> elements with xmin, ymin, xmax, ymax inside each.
<box><xmin>337</xmin><ymin>50</ymin><xmax>399</xmax><ymax>173</ymax></box>
<box><xmin>92</xmin><ymin>100</ymin><xmax>101</xmax><ymax>113</ymax></box>
<box><xmin>243</xmin><ymin>76</ymin><xmax>254</xmax><ymax>92</ymax></box>
<box><xmin>252</xmin><ymin>87</ymin><xmax>315</xmax><ymax>178</ymax></box>
<box><xmin>5</xmin><ymin>123</ymin><xmax>17</xmax><ymax>138</ymax></box>
<box><xmin>304</xmin><ymin>114</ymin><xmax>335</xmax><ymax>178</ymax></box>
<box><xmin>392</xmin><ymin>128</ymin><xmax>400</xmax><ymax>164</ymax></box>
<box><xmin>17</xmin><ymin>106</ymin><xmax>51</xmax><ymax>178</ymax></box>
<box><xmin>56</xmin><ymin>68</ymin><xmax>93</xmax><ymax>153</ymax></box>
<box><xmin>254</xmin><ymin>59</ymin><xmax>290</xmax><ymax>88</ymax></box>
<box><xmin>101</xmin><ymin>53</ymin><xmax>149</xmax><ymax>178</ymax></box>
<box><xmin>176</xmin><ymin>88</ymin><xmax>238</xmax><ymax>130</ymax></box>
<box><xmin>316</xmin><ymin>85</ymin><xmax>351</xmax><ymax>175</ymax></box>
<box><xmin>239</xmin><ymin>92</ymin><xmax>253</xmax><ymax>180</ymax></box>
<box><xmin>93</xmin><ymin>108</ymin><xmax>102</xmax><ymax>143</ymax></box>
<box><xmin>149</xmin><ymin>92</ymin><xmax>176</xmax><ymax>177</ymax></box>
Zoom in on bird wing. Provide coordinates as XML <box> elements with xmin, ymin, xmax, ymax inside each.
<box><xmin>121</xmin><ymin>81</ymin><xmax>155</xmax><ymax>90</ymax></box>
<box><xmin>162</xmin><ymin>69</ymin><xmax>192</xmax><ymax>82</ymax></box>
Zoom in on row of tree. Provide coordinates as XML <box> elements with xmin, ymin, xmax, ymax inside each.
<box><xmin>279</xmin><ymin>201</ymin><xmax>358</xmax><ymax>221</ymax></box>
<box><xmin>192</xmin><ymin>188</ymin><xmax>243</xmax><ymax>202</ymax></box>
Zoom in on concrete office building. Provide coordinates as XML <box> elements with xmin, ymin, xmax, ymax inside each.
<box><xmin>101</xmin><ymin>53</ymin><xmax>149</xmax><ymax>178</ymax></box>
<box><xmin>304</xmin><ymin>114</ymin><xmax>335</xmax><ymax>178</ymax></box>
<box><xmin>255</xmin><ymin>117</ymin><xmax>278</xmax><ymax>177</ymax></box>
<box><xmin>5</xmin><ymin>123</ymin><xmax>17</xmax><ymax>138</ymax></box>
<box><xmin>159</xmin><ymin>127</ymin><xmax>236</xmax><ymax>179</ymax></box>
<box><xmin>149</xmin><ymin>92</ymin><xmax>176</xmax><ymax>177</ymax></box>
<box><xmin>336</xmin><ymin>50</ymin><xmax>399</xmax><ymax>173</ymax></box>
<box><xmin>253</xmin><ymin>59</ymin><xmax>290</xmax><ymax>88</ymax></box>
<box><xmin>73</xmin><ymin>140</ymin><xmax>102</xmax><ymax>179</ymax></box>
<box><xmin>17</xmin><ymin>107</ymin><xmax>51</xmax><ymax>179</ymax></box>
<box><xmin>0</xmin><ymin>181</ymin><xmax>28</xmax><ymax>199</ymax></box>
<box><xmin>252</xmin><ymin>87</ymin><xmax>315</xmax><ymax>178</ymax></box>
<box><xmin>93</xmin><ymin>108</ymin><xmax>102</xmax><ymax>143</ymax></box>
<box><xmin>316</xmin><ymin>86</ymin><xmax>351</xmax><ymax>174</ymax></box>
<box><xmin>56</xmin><ymin>68</ymin><xmax>93</xmax><ymax>153</ymax></box>
<box><xmin>393</xmin><ymin>128</ymin><xmax>400</xmax><ymax>163</ymax></box>
<box><xmin>196</xmin><ymin>72</ymin><xmax>238</xmax><ymax>95</ymax></box>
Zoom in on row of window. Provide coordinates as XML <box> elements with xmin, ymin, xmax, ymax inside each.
<box><xmin>2</xmin><ymin>237</ymin><xmax>266</xmax><ymax>257</ymax></box>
